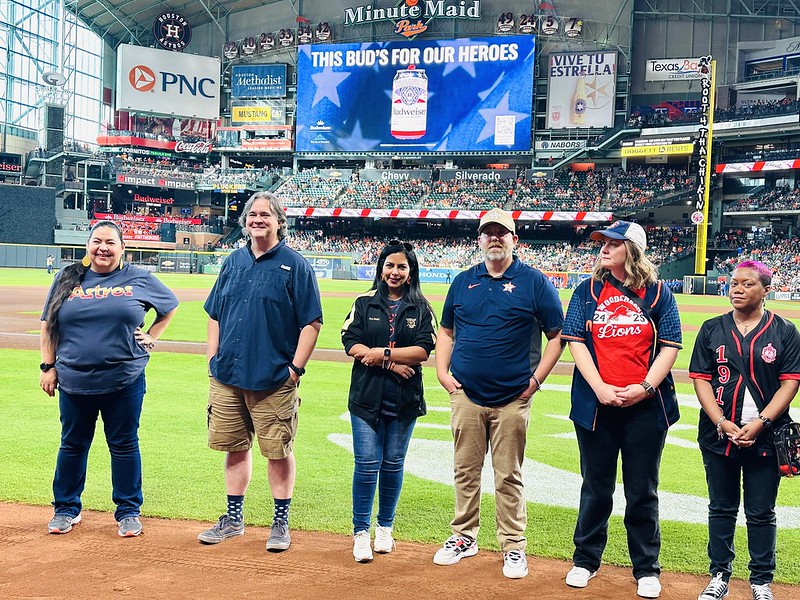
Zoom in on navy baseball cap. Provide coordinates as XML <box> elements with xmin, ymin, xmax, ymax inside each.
<box><xmin>589</xmin><ymin>220</ymin><xmax>647</xmax><ymax>251</ymax></box>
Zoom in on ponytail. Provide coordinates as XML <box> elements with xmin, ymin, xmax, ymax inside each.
<box><xmin>44</xmin><ymin>262</ymin><xmax>88</xmax><ymax>347</ymax></box>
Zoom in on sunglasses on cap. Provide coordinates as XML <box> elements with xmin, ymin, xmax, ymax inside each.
<box><xmin>388</xmin><ymin>239</ymin><xmax>414</xmax><ymax>252</ymax></box>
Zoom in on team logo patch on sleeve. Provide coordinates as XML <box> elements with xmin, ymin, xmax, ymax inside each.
<box><xmin>762</xmin><ymin>343</ymin><xmax>777</xmax><ymax>364</ymax></box>
<box><xmin>405</xmin><ymin>318</ymin><xmax>417</xmax><ymax>329</ymax></box>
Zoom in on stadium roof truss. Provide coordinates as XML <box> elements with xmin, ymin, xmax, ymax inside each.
<box><xmin>635</xmin><ymin>0</ymin><xmax>800</xmax><ymax>20</ymax></box>
<box><xmin>67</xmin><ymin>0</ymin><xmax>292</xmax><ymax>49</ymax></box>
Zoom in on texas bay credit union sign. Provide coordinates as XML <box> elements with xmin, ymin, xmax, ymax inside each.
<box><xmin>343</xmin><ymin>0</ymin><xmax>482</xmax><ymax>38</ymax></box>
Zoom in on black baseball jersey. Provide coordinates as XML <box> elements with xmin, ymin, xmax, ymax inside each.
<box><xmin>689</xmin><ymin>310</ymin><xmax>800</xmax><ymax>455</ymax></box>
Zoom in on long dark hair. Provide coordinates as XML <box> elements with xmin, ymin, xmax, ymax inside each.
<box><xmin>43</xmin><ymin>220</ymin><xmax>124</xmax><ymax>347</ymax></box>
<box><xmin>370</xmin><ymin>240</ymin><xmax>434</xmax><ymax>317</ymax></box>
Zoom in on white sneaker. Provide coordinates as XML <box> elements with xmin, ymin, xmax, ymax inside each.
<box><xmin>502</xmin><ymin>550</ymin><xmax>528</xmax><ymax>579</ymax></box>
<box><xmin>566</xmin><ymin>565</ymin><xmax>597</xmax><ymax>588</ymax></box>
<box><xmin>433</xmin><ymin>534</ymin><xmax>478</xmax><ymax>565</ymax></box>
<box><xmin>374</xmin><ymin>526</ymin><xmax>395</xmax><ymax>554</ymax></box>
<box><xmin>638</xmin><ymin>576</ymin><xmax>662</xmax><ymax>599</ymax></box>
<box><xmin>353</xmin><ymin>530</ymin><xmax>373</xmax><ymax>563</ymax></box>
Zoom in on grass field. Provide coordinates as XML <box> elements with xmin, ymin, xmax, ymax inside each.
<box><xmin>2</xmin><ymin>268</ymin><xmax>800</xmax><ymax>583</ymax></box>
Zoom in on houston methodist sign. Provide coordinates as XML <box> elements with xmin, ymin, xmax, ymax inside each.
<box><xmin>116</xmin><ymin>44</ymin><xmax>220</xmax><ymax>120</ymax></box>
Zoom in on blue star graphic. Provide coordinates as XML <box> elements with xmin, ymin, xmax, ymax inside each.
<box><xmin>339</xmin><ymin>120</ymin><xmax>381</xmax><ymax>151</ymax></box>
<box><xmin>437</xmin><ymin>40</ymin><xmax>477</xmax><ymax>78</ymax></box>
<box><xmin>478</xmin><ymin>73</ymin><xmax>505</xmax><ymax>101</ymax></box>
<box><xmin>311</xmin><ymin>67</ymin><xmax>350</xmax><ymax>108</ymax></box>
<box><xmin>476</xmin><ymin>91</ymin><xmax>529</xmax><ymax>143</ymax></box>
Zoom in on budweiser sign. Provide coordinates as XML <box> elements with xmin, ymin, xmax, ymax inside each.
<box><xmin>174</xmin><ymin>140</ymin><xmax>213</xmax><ymax>154</ymax></box>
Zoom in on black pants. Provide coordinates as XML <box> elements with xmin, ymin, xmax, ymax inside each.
<box><xmin>701</xmin><ymin>447</ymin><xmax>779</xmax><ymax>585</ymax></box>
<box><xmin>573</xmin><ymin>400</ymin><xmax>667</xmax><ymax>579</ymax></box>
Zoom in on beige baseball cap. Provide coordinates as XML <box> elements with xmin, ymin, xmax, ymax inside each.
<box><xmin>478</xmin><ymin>208</ymin><xmax>516</xmax><ymax>235</ymax></box>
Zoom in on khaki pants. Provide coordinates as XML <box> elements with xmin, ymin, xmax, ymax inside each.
<box><xmin>449</xmin><ymin>388</ymin><xmax>530</xmax><ymax>552</ymax></box>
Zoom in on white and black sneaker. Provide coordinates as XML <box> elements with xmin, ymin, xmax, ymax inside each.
<box><xmin>433</xmin><ymin>534</ymin><xmax>478</xmax><ymax>565</ymax></box>
<box><xmin>698</xmin><ymin>573</ymin><xmax>729</xmax><ymax>600</ymax></box>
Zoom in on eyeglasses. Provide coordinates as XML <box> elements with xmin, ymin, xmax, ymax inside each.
<box><xmin>388</xmin><ymin>239</ymin><xmax>414</xmax><ymax>252</ymax></box>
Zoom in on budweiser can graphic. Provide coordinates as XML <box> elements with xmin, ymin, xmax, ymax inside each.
<box><xmin>391</xmin><ymin>65</ymin><xmax>427</xmax><ymax>139</ymax></box>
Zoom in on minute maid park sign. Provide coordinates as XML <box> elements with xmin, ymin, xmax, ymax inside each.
<box><xmin>344</xmin><ymin>0</ymin><xmax>482</xmax><ymax>38</ymax></box>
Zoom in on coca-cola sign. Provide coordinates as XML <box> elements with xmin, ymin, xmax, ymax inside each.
<box><xmin>174</xmin><ymin>140</ymin><xmax>213</xmax><ymax>154</ymax></box>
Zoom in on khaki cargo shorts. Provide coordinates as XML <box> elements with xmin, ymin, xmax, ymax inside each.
<box><xmin>207</xmin><ymin>375</ymin><xmax>299</xmax><ymax>459</ymax></box>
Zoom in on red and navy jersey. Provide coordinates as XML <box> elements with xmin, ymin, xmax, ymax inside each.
<box><xmin>689</xmin><ymin>310</ymin><xmax>800</xmax><ymax>455</ymax></box>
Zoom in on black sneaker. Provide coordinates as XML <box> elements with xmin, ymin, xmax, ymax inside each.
<box><xmin>266</xmin><ymin>518</ymin><xmax>290</xmax><ymax>552</ymax></box>
<box><xmin>197</xmin><ymin>515</ymin><xmax>245</xmax><ymax>544</ymax></box>
<box><xmin>698</xmin><ymin>573</ymin><xmax>729</xmax><ymax>600</ymax></box>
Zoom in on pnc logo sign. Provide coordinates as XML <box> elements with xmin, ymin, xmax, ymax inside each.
<box><xmin>128</xmin><ymin>64</ymin><xmax>216</xmax><ymax>98</ymax></box>
<box><xmin>129</xmin><ymin>66</ymin><xmax>156</xmax><ymax>92</ymax></box>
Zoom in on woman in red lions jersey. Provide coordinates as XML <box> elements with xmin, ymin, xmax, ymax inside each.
<box><xmin>690</xmin><ymin>261</ymin><xmax>800</xmax><ymax>600</ymax></box>
<box><xmin>561</xmin><ymin>221</ymin><xmax>682</xmax><ymax>599</ymax></box>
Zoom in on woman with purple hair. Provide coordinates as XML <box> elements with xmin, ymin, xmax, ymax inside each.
<box><xmin>690</xmin><ymin>261</ymin><xmax>800</xmax><ymax>600</ymax></box>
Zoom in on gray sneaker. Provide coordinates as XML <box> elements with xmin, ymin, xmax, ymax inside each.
<box><xmin>48</xmin><ymin>513</ymin><xmax>82</xmax><ymax>534</ymax></box>
<box><xmin>198</xmin><ymin>514</ymin><xmax>245</xmax><ymax>544</ymax></box>
<box><xmin>117</xmin><ymin>515</ymin><xmax>143</xmax><ymax>537</ymax></box>
<box><xmin>266</xmin><ymin>518</ymin><xmax>290</xmax><ymax>552</ymax></box>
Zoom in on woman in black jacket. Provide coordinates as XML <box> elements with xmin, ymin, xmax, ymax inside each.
<box><xmin>341</xmin><ymin>240</ymin><xmax>436</xmax><ymax>563</ymax></box>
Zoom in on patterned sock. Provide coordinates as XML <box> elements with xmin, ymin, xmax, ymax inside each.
<box><xmin>226</xmin><ymin>495</ymin><xmax>244</xmax><ymax>522</ymax></box>
<box><xmin>273</xmin><ymin>497</ymin><xmax>291</xmax><ymax>523</ymax></box>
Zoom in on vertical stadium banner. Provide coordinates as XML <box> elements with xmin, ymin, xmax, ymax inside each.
<box><xmin>116</xmin><ymin>44</ymin><xmax>221</xmax><ymax>120</ymax></box>
<box><xmin>231</xmin><ymin>100</ymin><xmax>286</xmax><ymax>125</ymax></box>
<box><xmin>546</xmin><ymin>51</ymin><xmax>617</xmax><ymax>129</ymax></box>
<box><xmin>231</xmin><ymin>64</ymin><xmax>287</xmax><ymax>98</ymax></box>
<box><xmin>693</xmin><ymin>56</ymin><xmax>715</xmax><ymax>275</ymax></box>
<box><xmin>295</xmin><ymin>36</ymin><xmax>536</xmax><ymax>152</ymax></box>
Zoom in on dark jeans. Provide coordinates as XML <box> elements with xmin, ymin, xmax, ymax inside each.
<box><xmin>351</xmin><ymin>412</ymin><xmax>416</xmax><ymax>533</ymax></box>
<box><xmin>701</xmin><ymin>447</ymin><xmax>780</xmax><ymax>585</ymax></box>
<box><xmin>53</xmin><ymin>373</ymin><xmax>146</xmax><ymax>521</ymax></box>
<box><xmin>573</xmin><ymin>399</ymin><xmax>667</xmax><ymax>579</ymax></box>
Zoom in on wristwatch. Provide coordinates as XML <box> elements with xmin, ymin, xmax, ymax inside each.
<box><xmin>288</xmin><ymin>363</ymin><xmax>305</xmax><ymax>377</ymax></box>
<box><xmin>639</xmin><ymin>380</ymin><xmax>656</xmax><ymax>397</ymax></box>
<box><xmin>758</xmin><ymin>414</ymin><xmax>773</xmax><ymax>429</ymax></box>
<box><xmin>40</xmin><ymin>362</ymin><xmax>56</xmax><ymax>372</ymax></box>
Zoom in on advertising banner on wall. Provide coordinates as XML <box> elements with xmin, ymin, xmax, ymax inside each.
<box><xmin>645</xmin><ymin>58</ymin><xmax>705</xmax><ymax>81</ymax></box>
<box><xmin>439</xmin><ymin>168</ymin><xmax>517</xmax><ymax>181</ymax></box>
<box><xmin>116</xmin><ymin>173</ymin><xmax>195</xmax><ymax>190</ymax></box>
<box><xmin>546</xmin><ymin>51</ymin><xmax>617</xmax><ymax>129</ymax></box>
<box><xmin>231</xmin><ymin>100</ymin><xmax>286</xmax><ymax>125</ymax></box>
<box><xmin>231</xmin><ymin>64</ymin><xmax>287</xmax><ymax>98</ymax></box>
<box><xmin>0</xmin><ymin>152</ymin><xmax>22</xmax><ymax>175</ymax></box>
<box><xmin>116</xmin><ymin>44</ymin><xmax>220</xmax><ymax>120</ymax></box>
<box><xmin>358</xmin><ymin>169</ymin><xmax>433</xmax><ymax>181</ymax></box>
<box><xmin>296</xmin><ymin>35</ymin><xmax>535</xmax><ymax>152</ymax></box>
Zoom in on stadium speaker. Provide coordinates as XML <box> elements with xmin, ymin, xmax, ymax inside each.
<box><xmin>44</xmin><ymin>104</ymin><xmax>65</xmax><ymax>151</ymax></box>
<box><xmin>160</xmin><ymin>222</ymin><xmax>176</xmax><ymax>243</ymax></box>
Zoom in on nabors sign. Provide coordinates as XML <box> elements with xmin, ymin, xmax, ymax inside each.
<box><xmin>344</xmin><ymin>0</ymin><xmax>482</xmax><ymax>38</ymax></box>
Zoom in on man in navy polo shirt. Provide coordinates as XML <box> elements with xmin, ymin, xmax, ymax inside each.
<box><xmin>198</xmin><ymin>191</ymin><xmax>322</xmax><ymax>552</ymax></box>
<box><xmin>433</xmin><ymin>208</ymin><xmax>564</xmax><ymax>579</ymax></box>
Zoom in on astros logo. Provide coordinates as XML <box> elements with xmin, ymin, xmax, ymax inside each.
<box><xmin>129</xmin><ymin>65</ymin><xmax>156</xmax><ymax>92</ymax></box>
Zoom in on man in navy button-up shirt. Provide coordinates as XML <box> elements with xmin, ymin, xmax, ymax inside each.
<box><xmin>199</xmin><ymin>192</ymin><xmax>322</xmax><ymax>552</ymax></box>
<box><xmin>433</xmin><ymin>208</ymin><xmax>563</xmax><ymax>579</ymax></box>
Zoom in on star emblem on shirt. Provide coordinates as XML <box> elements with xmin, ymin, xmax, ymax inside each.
<box><xmin>503</xmin><ymin>282</ymin><xmax>516</xmax><ymax>293</ymax></box>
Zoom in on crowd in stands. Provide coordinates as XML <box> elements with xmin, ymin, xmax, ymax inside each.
<box><xmin>607</xmin><ymin>166</ymin><xmax>694</xmax><ymax>209</ymax></box>
<box><xmin>717</xmin><ymin>235</ymin><xmax>800</xmax><ymax>292</ymax></box>
<box><xmin>514</xmin><ymin>170</ymin><xmax>606</xmax><ymax>211</ymax></box>
<box><xmin>286</xmin><ymin>225</ymin><xmax>687</xmax><ymax>272</ymax></box>
<box><xmin>629</xmin><ymin>98</ymin><xmax>800</xmax><ymax>128</ymax></box>
<box><xmin>275</xmin><ymin>169</ymin><xmax>348</xmax><ymax>208</ymax></box>
<box><xmin>724</xmin><ymin>186</ymin><xmax>800</xmax><ymax>212</ymax></box>
<box><xmin>341</xmin><ymin>178</ymin><xmax>430</xmax><ymax>209</ymax></box>
<box><xmin>423</xmin><ymin>179</ymin><xmax>513</xmax><ymax>210</ymax></box>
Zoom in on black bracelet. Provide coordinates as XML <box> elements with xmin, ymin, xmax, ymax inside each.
<box><xmin>289</xmin><ymin>363</ymin><xmax>305</xmax><ymax>377</ymax></box>
<box><xmin>758</xmin><ymin>414</ymin><xmax>773</xmax><ymax>429</ymax></box>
